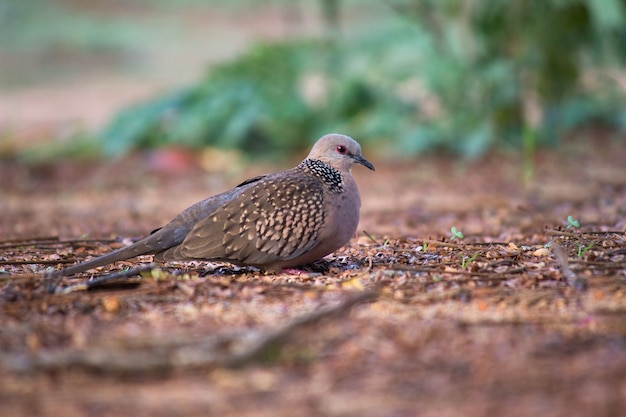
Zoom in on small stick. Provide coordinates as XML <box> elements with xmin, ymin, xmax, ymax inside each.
<box><xmin>422</xmin><ymin>240</ymin><xmax>465</xmax><ymax>249</ymax></box>
<box><xmin>1</xmin><ymin>291</ymin><xmax>377</xmax><ymax>374</ymax></box>
<box><xmin>0</xmin><ymin>236</ymin><xmax>60</xmax><ymax>245</ymax></box>
<box><xmin>545</xmin><ymin>229</ymin><xmax>581</xmax><ymax>238</ymax></box>
<box><xmin>57</xmin><ymin>263</ymin><xmax>157</xmax><ymax>294</ymax></box>
<box><xmin>361</xmin><ymin>230</ymin><xmax>379</xmax><ymax>244</ymax></box>
<box><xmin>0</xmin><ymin>260</ymin><xmax>75</xmax><ymax>265</ymax></box>
<box><xmin>0</xmin><ymin>238</ymin><xmax>117</xmax><ymax>250</ymax></box>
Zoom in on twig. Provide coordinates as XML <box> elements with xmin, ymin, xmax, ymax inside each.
<box><xmin>57</xmin><ymin>263</ymin><xmax>157</xmax><ymax>294</ymax></box>
<box><xmin>422</xmin><ymin>240</ymin><xmax>465</xmax><ymax>249</ymax></box>
<box><xmin>0</xmin><ymin>291</ymin><xmax>377</xmax><ymax>375</ymax></box>
<box><xmin>0</xmin><ymin>273</ymin><xmax>43</xmax><ymax>284</ymax></box>
<box><xmin>387</xmin><ymin>263</ymin><xmax>523</xmax><ymax>280</ymax></box>
<box><xmin>597</xmin><ymin>248</ymin><xmax>626</xmax><ymax>261</ymax></box>
<box><xmin>387</xmin><ymin>264</ymin><xmax>439</xmax><ymax>273</ymax></box>
<box><xmin>581</xmin><ymin>231</ymin><xmax>625</xmax><ymax>235</ymax></box>
<box><xmin>361</xmin><ymin>230</ymin><xmax>379</xmax><ymax>244</ymax></box>
<box><xmin>568</xmin><ymin>259</ymin><xmax>626</xmax><ymax>267</ymax></box>
<box><xmin>0</xmin><ymin>236</ymin><xmax>60</xmax><ymax>246</ymax></box>
<box><xmin>0</xmin><ymin>260</ymin><xmax>75</xmax><ymax>265</ymax></box>
<box><xmin>467</xmin><ymin>241</ymin><xmax>513</xmax><ymax>247</ymax></box>
<box><xmin>545</xmin><ymin>229</ymin><xmax>581</xmax><ymax>238</ymax></box>
<box><xmin>544</xmin><ymin>229</ymin><xmax>623</xmax><ymax>239</ymax></box>
<box><xmin>223</xmin><ymin>290</ymin><xmax>377</xmax><ymax>366</ymax></box>
<box><xmin>0</xmin><ymin>237</ymin><xmax>117</xmax><ymax>250</ymax></box>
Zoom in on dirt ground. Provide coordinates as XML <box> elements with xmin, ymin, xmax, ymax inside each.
<box><xmin>1</xmin><ymin>131</ymin><xmax>625</xmax><ymax>417</ymax></box>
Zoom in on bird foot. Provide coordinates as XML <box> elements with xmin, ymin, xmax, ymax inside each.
<box><xmin>280</xmin><ymin>268</ymin><xmax>322</xmax><ymax>278</ymax></box>
<box><xmin>281</xmin><ymin>268</ymin><xmax>309</xmax><ymax>275</ymax></box>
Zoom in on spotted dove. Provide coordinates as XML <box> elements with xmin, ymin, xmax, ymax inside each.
<box><xmin>52</xmin><ymin>133</ymin><xmax>374</xmax><ymax>276</ymax></box>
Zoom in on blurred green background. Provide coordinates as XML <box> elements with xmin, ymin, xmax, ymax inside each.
<box><xmin>1</xmin><ymin>0</ymin><xmax>625</xmax><ymax>161</ymax></box>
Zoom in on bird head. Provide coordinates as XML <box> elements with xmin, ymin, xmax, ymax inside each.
<box><xmin>307</xmin><ymin>134</ymin><xmax>375</xmax><ymax>173</ymax></box>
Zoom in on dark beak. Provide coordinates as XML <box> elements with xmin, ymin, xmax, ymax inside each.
<box><xmin>354</xmin><ymin>154</ymin><xmax>375</xmax><ymax>171</ymax></box>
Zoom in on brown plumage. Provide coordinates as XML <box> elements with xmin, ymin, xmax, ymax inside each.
<box><xmin>52</xmin><ymin>133</ymin><xmax>374</xmax><ymax>277</ymax></box>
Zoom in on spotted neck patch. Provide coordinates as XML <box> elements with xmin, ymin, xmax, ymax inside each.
<box><xmin>300</xmin><ymin>159</ymin><xmax>344</xmax><ymax>193</ymax></box>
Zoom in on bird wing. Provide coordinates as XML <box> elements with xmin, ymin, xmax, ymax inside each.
<box><xmin>175</xmin><ymin>169</ymin><xmax>327</xmax><ymax>265</ymax></box>
<box><xmin>235</xmin><ymin>174</ymin><xmax>267</xmax><ymax>187</ymax></box>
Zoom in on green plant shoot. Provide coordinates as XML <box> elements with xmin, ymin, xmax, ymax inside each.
<box><xmin>567</xmin><ymin>216</ymin><xmax>580</xmax><ymax>229</ymax></box>
<box><xmin>450</xmin><ymin>227</ymin><xmax>464</xmax><ymax>240</ymax></box>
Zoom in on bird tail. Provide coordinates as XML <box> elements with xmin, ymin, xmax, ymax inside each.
<box><xmin>49</xmin><ymin>240</ymin><xmax>154</xmax><ymax>278</ymax></box>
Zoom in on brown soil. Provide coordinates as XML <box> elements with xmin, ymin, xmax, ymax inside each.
<box><xmin>1</xmin><ymin>132</ymin><xmax>625</xmax><ymax>417</ymax></box>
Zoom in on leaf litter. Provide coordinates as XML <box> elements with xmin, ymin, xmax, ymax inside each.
<box><xmin>1</xmin><ymin>134</ymin><xmax>626</xmax><ymax>416</ymax></box>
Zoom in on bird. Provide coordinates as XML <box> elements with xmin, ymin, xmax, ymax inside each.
<box><xmin>50</xmin><ymin>133</ymin><xmax>375</xmax><ymax>278</ymax></box>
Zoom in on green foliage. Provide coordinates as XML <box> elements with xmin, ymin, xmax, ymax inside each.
<box><xmin>101</xmin><ymin>22</ymin><xmax>422</xmax><ymax>156</ymax></box>
<box><xmin>578</xmin><ymin>241</ymin><xmax>595</xmax><ymax>258</ymax></box>
<box><xmin>461</xmin><ymin>252</ymin><xmax>479</xmax><ymax>269</ymax></box>
<box><xmin>450</xmin><ymin>226</ymin><xmax>465</xmax><ymax>240</ymax></box>
<box><xmin>566</xmin><ymin>215</ymin><xmax>581</xmax><ymax>229</ymax></box>
<box><xmin>103</xmin><ymin>41</ymin><xmax>321</xmax><ymax>156</ymax></box>
<box><xmin>101</xmin><ymin>0</ymin><xmax>626</xmax><ymax>157</ymax></box>
<box><xmin>395</xmin><ymin>0</ymin><xmax>626</xmax><ymax>150</ymax></box>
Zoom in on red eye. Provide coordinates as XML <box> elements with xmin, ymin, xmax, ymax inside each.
<box><xmin>336</xmin><ymin>145</ymin><xmax>347</xmax><ymax>154</ymax></box>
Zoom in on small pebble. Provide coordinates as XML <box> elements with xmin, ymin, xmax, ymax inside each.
<box><xmin>102</xmin><ymin>296</ymin><xmax>122</xmax><ymax>313</ymax></box>
<box><xmin>533</xmin><ymin>247</ymin><xmax>550</xmax><ymax>257</ymax></box>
